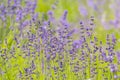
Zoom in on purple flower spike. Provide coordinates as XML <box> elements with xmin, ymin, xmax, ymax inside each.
<box><xmin>73</xmin><ymin>40</ymin><xmax>81</xmax><ymax>49</ymax></box>
<box><xmin>48</xmin><ymin>10</ymin><xmax>53</xmax><ymax>16</ymax></box>
<box><xmin>22</xmin><ymin>20</ymin><xmax>29</xmax><ymax>28</ymax></box>
<box><xmin>79</xmin><ymin>5</ymin><xmax>88</xmax><ymax>16</ymax></box>
<box><xmin>116</xmin><ymin>51</ymin><xmax>120</xmax><ymax>61</ymax></box>
<box><xmin>109</xmin><ymin>64</ymin><xmax>117</xmax><ymax>72</ymax></box>
<box><xmin>59</xmin><ymin>62</ymin><xmax>63</xmax><ymax>68</ymax></box>
<box><xmin>46</xmin><ymin>54</ymin><xmax>51</xmax><ymax>60</ymax></box>
<box><xmin>47</xmin><ymin>10</ymin><xmax>54</xmax><ymax>21</ymax></box>
<box><xmin>87</xmin><ymin>0</ymin><xmax>94</xmax><ymax>7</ymax></box>
<box><xmin>67</xmin><ymin>29</ymin><xmax>75</xmax><ymax>38</ymax></box>
<box><xmin>59</xmin><ymin>10</ymin><xmax>70</xmax><ymax>27</ymax></box>
<box><xmin>62</xmin><ymin>10</ymin><xmax>68</xmax><ymax>20</ymax></box>
<box><xmin>16</xmin><ymin>10</ymin><xmax>22</xmax><ymax>22</ymax></box>
<box><xmin>111</xmin><ymin>34</ymin><xmax>116</xmax><ymax>43</ymax></box>
<box><xmin>32</xmin><ymin>13</ymin><xmax>38</xmax><ymax>21</ymax></box>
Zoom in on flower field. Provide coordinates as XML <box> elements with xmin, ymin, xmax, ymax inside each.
<box><xmin>0</xmin><ymin>0</ymin><xmax>120</xmax><ymax>80</ymax></box>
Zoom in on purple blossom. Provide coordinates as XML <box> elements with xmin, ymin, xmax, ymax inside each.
<box><xmin>46</xmin><ymin>53</ymin><xmax>51</xmax><ymax>60</ymax></box>
<box><xmin>79</xmin><ymin>5</ymin><xmax>88</xmax><ymax>16</ymax></box>
<box><xmin>116</xmin><ymin>52</ymin><xmax>120</xmax><ymax>61</ymax></box>
<box><xmin>32</xmin><ymin>13</ymin><xmax>38</xmax><ymax>21</ymax></box>
<box><xmin>16</xmin><ymin>10</ymin><xmax>23</xmax><ymax>22</ymax></box>
<box><xmin>109</xmin><ymin>64</ymin><xmax>117</xmax><ymax>72</ymax></box>
<box><xmin>21</xmin><ymin>20</ymin><xmax>29</xmax><ymax>28</ymax></box>
<box><xmin>60</xmin><ymin>10</ymin><xmax>69</xmax><ymax>27</ymax></box>
<box><xmin>47</xmin><ymin>10</ymin><xmax>54</xmax><ymax>22</ymax></box>
<box><xmin>62</xmin><ymin>10</ymin><xmax>68</xmax><ymax>20</ymax></box>
<box><xmin>87</xmin><ymin>0</ymin><xmax>94</xmax><ymax>7</ymax></box>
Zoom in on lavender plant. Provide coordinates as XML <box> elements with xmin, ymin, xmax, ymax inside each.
<box><xmin>0</xmin><ymin>0</ymin><xmax>120</xmax><ymax>80</ymax></box>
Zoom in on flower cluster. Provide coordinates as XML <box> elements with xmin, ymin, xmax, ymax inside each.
<box><xmin>0</xmin><ymin>0</ymin><xmax>120</xmax><ymax>80</ymax></box>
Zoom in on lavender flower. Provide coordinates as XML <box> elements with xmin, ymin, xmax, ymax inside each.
<box><xmin>79</xmin><ymin>5</ymin><xmax>88</xmax><ymax>16</ymax></box>
<box><xmin>116</xmin><ymin>51</ymin><xmax>120</xmax><ymax>61</ymax></box>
